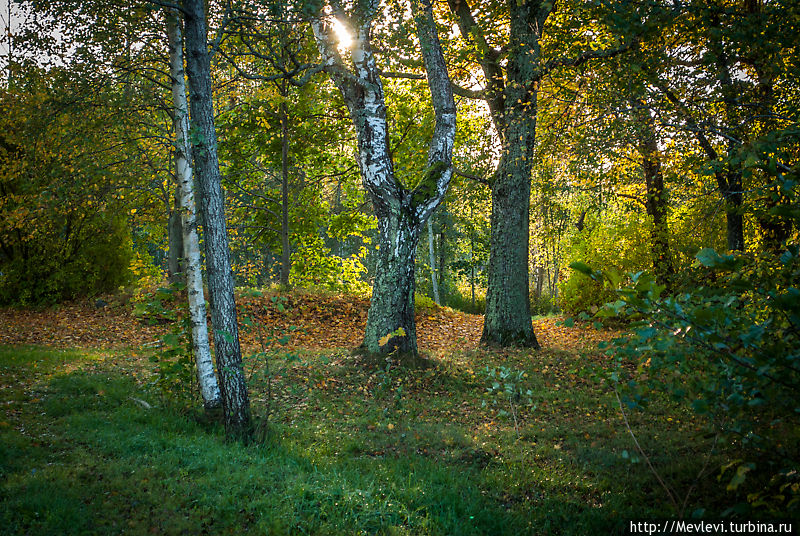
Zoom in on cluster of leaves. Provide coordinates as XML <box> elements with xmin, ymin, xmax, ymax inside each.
<box><xmin>0</xmin><ymin>77</ymin><xmax>136</xmax><ymax>305</ymax></box>
<box><xmin>134</xmin><ymin>285</ymin><xmax>197</xmax><ymax>409</ymax></box>
<box><xmin>482</xmin><ymin>366</ymin><xmax>536</xmax><ymax>438</ymax></box>
<box><xmin>580</xmin><ymin>236</ymin><xmax>800</xmax><ymax>514</ymax></box>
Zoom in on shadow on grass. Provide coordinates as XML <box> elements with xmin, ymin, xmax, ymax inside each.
<box><xmin>1</xmin><ymin>346</ymin><xmax>700</xmax><ymax>535</ymax></box>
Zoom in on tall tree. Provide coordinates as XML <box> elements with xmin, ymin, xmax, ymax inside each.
<box><xmin>445</xmin><ymin>0</ymin><xmax>637</xmax><ymax>347</ymax></box>
<box><xmin>166</xmin><ymin>9</ymin><xmax>221</xmax><ymax>411</ymax></box>
<box><xmin>309</xmin><ymin>0</ymin><xmax>456</xmax><ymax>356</ymax></box>
<box><xmin>632</xmin><ymin>99</ymin><xmax>675</xmax><ymax>285</ymax></box>
<box><xmin>182</xmin><ymin>0</ymin><xmax>251</xmax><ymax>438</ymax></box>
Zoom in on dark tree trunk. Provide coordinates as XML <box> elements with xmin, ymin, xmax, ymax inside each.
<box><xmin>279</xmin><ymin>97</ymin><xmax>291</xmax><ymax>287</ymax></box>
<box><xmin>642</xmin><ymin>154</ymin><xmax>674</xmax><ymax>285</ymax></box>
<box><xmin>722</xmin><ymin>171</ymin><xmax>745</xmax><ymax>252</ymax></box>
<box><xmin>482</xmin><ymin>149</ymin><xmax>539</xmax><ymax>348</ymax></box>
<box><xmin>479</xmin><ymin>2</ymin><xmax>543</xmax><ymax>348</ymax></box>
<box><xmin>182</xmin><ymin>0</ymin><xmax>251</xmax><ymax>439</ymax></box>
<box><xmin>634</xmin><ymin>102</ymin><xmax>675</xmax><ymax>285</ymax></box>
<box><xmin>448</xmin><ymin>0</ymin><xmax>549</xmax><ymax>348</ymax></box>
<box><xmin>167</xmin><ymin>196</ymin><xmax>184</xmax><ymax>284</ymax></box>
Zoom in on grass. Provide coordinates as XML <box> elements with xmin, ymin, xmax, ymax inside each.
<box><xmin>0</xmin><ymin>342</ymin><xmax>739</xmax><ymax>535</ymax></box>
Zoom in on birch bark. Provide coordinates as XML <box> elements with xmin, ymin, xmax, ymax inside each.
<box><xmin>182</xmin><ymin>0</ymin><xmax>251</xmax><ymax>438</ymax></box>
<box><xmin>309</xmin><ymin>0</ymin><xmax>455</xmax><ymax>356</ymax></box>
<box><xmin>166</xmin><ymin>10</ymin><xmax>221</xmax><ymax>411</ymax></box>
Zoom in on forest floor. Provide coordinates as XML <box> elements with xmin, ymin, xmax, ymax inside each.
<box><xmin>0</xmin><ymin>291</ymin><xmax>731</xmax><ymax>535</ymax></box>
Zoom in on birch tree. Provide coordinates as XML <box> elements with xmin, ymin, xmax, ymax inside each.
<box><xmin>166</xmin><ymin>9</ymin><xmax>221</xmax><ymax>411</ymax></box>
<box><xmin>182</xmin><ymin>0</ymin><xmax>251</xmax><ymax>438</ymax></box>
<box><xmin>308</xmin><ymin>0</ymin><xmax>456</xmax><ymax>356</ymax></box>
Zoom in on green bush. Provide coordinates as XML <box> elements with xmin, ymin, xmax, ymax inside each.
<box><xmin>594</xmin><ymin>244</ymin><xmax>800</xmax><ymax>514</ymax></box>
<box><xmin>559</xmin><ymin>211</ymin><xmax>651</xmax><ymax>314</ymax></box>
<box><xmin>0</xmin><ymin>214</ymin><xmax>133</xmax><ymax>305</ymax></box>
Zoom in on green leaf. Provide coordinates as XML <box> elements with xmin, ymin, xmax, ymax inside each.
<box><xmin>569</xmin><ymin>261</ymin><xmax>593</xmax><ymax>276</ymax></box>
<box><xmin>695</xmin><ymin>248</ymin><xmax>722</xmax><ymax>267</ymax></box>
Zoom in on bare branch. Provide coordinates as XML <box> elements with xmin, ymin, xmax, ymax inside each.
<box><xmin>536</xmin><ymin>38</ymin><xmax>639</xmax><ymax>82</ymax></box>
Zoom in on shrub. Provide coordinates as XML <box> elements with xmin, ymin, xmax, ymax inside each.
<box><xmin>591</xmin><ymin>244</ymin><xmax>800</xmax><ymax>514</ymax></box>
<box><xmin>0</xmin><ymin>214</ymin><xmax>133</xmax><ymax>305</ymax></box>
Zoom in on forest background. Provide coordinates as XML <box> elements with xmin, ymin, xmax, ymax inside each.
<box><xmin>1</xmin><ymin>0</ymin><xmax>799</xmax><ymax>531</ymax></box>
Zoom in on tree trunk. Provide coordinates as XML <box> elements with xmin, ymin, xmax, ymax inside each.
<box><xmin>722</xmin><ymin>171</ymin><xmax>745</xmax><ymax>251</ymax></box>
<box><xmin>310</xmin><ymin>0</ymin><xmax>455</xmax><ymax>357</ymax></box>
<box><xmin>448</xmin><ymin>0</ymin><xmax>548</xmax><ymax>348</ymax></box>
<box><xmin>480</xmin><ymin>11</ymin><xmax>541</xmax><ymax>348</ymax></box>
<box><xmin>482</xmin><ymin>150</ymin><xmax>539</xmax><ymax>348</ymax></box>
<box><xmin>634</xmin><ymin>102</ymin><xmax>675</xmax><ymax>285</ymax></box>
<box><xmin>363</xmin><ymin>211</ymin><xmax>420</xmax><ymax>354</ymax></box>
<box><xmin>166</xmin><ymin>196</ymin><xmax>184</xmax><ymax>284</ymax></box>
<box><xmin>167</xmin><ymin>10</ymin><xmax>221</xmax><ymax>412</ymax></box>
<box><xmin>427</xmin><ymin>218</ymin><xmax>440</xmax><ymax>305</ymax></box>
<box><xmin>534</xmin><ymin>265</ymin><xmax>544</xmax><ymax>300</ymax></box>
<box><xmin>279</xmin><ymin>95</ymin><xmax>291</xmax><ymax>286</ymax></box>
<box><xmin>709</xmin><ymin>17</ymin><xmax>746</xmax><ymax>252</ymax></box>
<box><xmin>182</xmin><ymin>0</ymin><xmax>251</xmax><ymax>439</ymax></box>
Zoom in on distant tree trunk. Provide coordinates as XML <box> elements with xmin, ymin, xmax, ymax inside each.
<box><xmin>310</xmin><ymin>0</ymin><xmax>456</xmax><ymax>357</ymax></box>
<box><xmin>166</xmin><ymin>10</ymin><xmax>221</xmax><ymax>412</ymax></box>
<box><xmin>427</xmin><ymin>218</ymin><xmax>440</xmax><ymax>305</ymax></box>
<box><xmin>534</xmin><ymin>265</ymin><xmax>544</xmax><ymax>300</ymax></box>
<box><xmin>279</xmin><ymin>96</ymin><xmax>291</xmax><ymax>287</ymax></box>
<box><xmin>657</xmin><ymin>83</ymin><xmax>744</xmax><ymax>252</ymax></box>
<box><xmin>634</xmin><ymin>101</ymin><xmax>674</xmax><ymax>285</ymax></box>
<box><xmin>166</xmin><ymin>194</ymin><xmax>184</xmax><ymax>284</ymax></box>
<box><xmin>720</xmin><ymin>168</ymin><xmax>745</xmax><ymax>252</ymax></box>
<box><xmin>182</xmin><ymin>0</ymin><xmax>251</xmax><ymax>439</ymax></box>
<box><xmin>709</xmin><ymin>18</ymin><xmax>745</xmax><ymax>252</ymax></box>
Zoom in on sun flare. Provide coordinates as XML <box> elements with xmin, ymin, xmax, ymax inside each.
<box><xmin>332</xmin><ymin>18</ymin><xmax>353</xmax><ymax>49</ymax></box>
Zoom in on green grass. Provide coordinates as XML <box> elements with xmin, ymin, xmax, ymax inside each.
<box><xmin>0</xmin><ymin>344</ymin><xmax>738</xmax><ymax>535</ymax></box>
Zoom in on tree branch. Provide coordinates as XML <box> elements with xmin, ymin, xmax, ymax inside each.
<box><xmin>536</xmin><ymin>38</ymin><xmax>639</xmax><ymax>82</ymax></box>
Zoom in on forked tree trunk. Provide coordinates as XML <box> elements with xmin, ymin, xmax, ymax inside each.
<box><xmin>182</xmin><ymin>0</ymin><xmax>251</xmax><ymax>438</ymax></box>
<box><xmin>310</xmin><ymin>0</ymin><xmax>456</xmax><ymax>357</ymax></box>
<box><xmin>166</xmin><ymin>10</ymin><xmax>221</xmax><ymax>411</ymax></box>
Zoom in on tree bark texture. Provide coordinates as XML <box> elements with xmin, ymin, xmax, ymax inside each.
<box><xmin>182</xmin><ymin>0</ymin><xmax>251</xmax><ymax>438</ymax></box>
<box><xmin>310</xmin><ymin>0</ymin><xmax>455</xmax><ymax>356</ymax></box>
<box><xmin>166</xmin><ymin>10</ymin><xmax>221</xmax><ymax>412</ymax></box>
<box><xmin>482</xmin><ymin>148</ymin><xmax>539</xmax><ymax>347</ymax></box>
<box><xmin>634</xmin><ymin>102</ymin><xmax>675</xmax><ymax>285</ymax></box>
<box><xmin>427</xmin><ymin>218</ymin><xmax>440</xmax><ymax>305</ymax></box>
<box><xmin>167</xmin><ymin>201</ymin><xmax>184</xmax><ymax>284</ymax></box>
<box><xmin>448</xmin><ymin>0</ymin><xmax>550</xmax><ymax>348</ymax></box>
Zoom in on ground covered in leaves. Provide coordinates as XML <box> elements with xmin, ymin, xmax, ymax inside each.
<box><xmin>0</xmin><ymin>291</ymin><xmax>736</xmax><ymax>535</ymax></box>
<box><xmin>0</xmin><ymin>291</ymin><xmax>609</xmax><ymax>354</ymax></box>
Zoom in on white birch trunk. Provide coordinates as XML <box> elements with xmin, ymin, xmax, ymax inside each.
<box><xmin>309</xmin><ymin>0</ymin><xmax>455</xmax><ymax>356</ymax></box>
<box><xmin>166</xmin><ymin>10</ymin><xmax>221</xmax><ymax>410</ymax></box>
